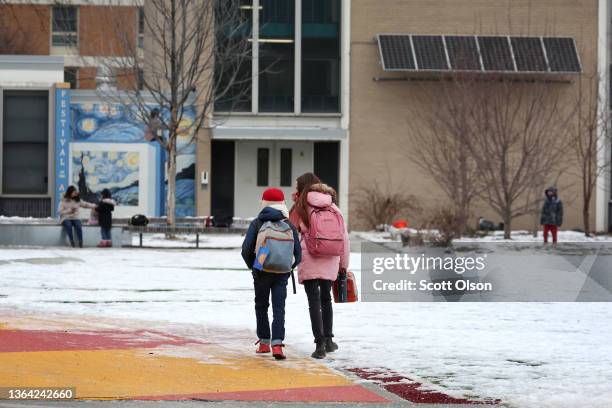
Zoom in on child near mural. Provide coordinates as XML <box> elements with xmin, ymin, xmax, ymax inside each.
<box><xmin>96</xmin><ymin>189</ymin><xmax>116</xmax><ymax>248</ymax></box>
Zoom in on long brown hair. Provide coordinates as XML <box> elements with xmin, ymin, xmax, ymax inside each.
<box><xmin>289</xmin><ymin>172</ymin><xmax>321</xmax><ymax>229</ymax></box>
<box><xmin>297</xmin><ymin>183</ymin><xmax>338</xmax><ymax>228</ymax></box>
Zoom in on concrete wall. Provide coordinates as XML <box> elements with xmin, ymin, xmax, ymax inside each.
<box><xmin>0</xmin><ymin>224</ymin><xmax>127</xmax><ymax>247</ymax></box>
<box><xmin>195</xmin><ymin>129</ymin><xmax>211</xmax><ymax>217</ymax></box>
<box><xmin>350</xmin><ymin>0</ymin><xmax>600</xmax><ymax>231</ymax></box>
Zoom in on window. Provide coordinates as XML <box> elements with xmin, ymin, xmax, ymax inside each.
<box><xmin>259</xmin><ymin>0</ymin><xmax>295</xmax><ymax>112</ymax></box>
<box><xmin>214</xmin><ymin>0</ymin><xmax>253</xmax><ymax>112</ymax></box>
<box><xmin>257</xmin><ymin>148</ymin><xmax>269</xmax><ymax>186</ymax></box>
<box><xmin>302</xmin><ymin>0</ymin><xmax>340</xmax><ymax>112</ymax></box>
<box><xmin>64</xmin><ymin>67</ymin><xmax>78</xmax><ymax>89</ymax></box>
<box><xmin>2</xmin><ymin>91</ymin><xmax>49</xmax><ymax>195</ymax></box>
<box><xmin>214</xmin><ymin>0</ymin><xmax>342</xmax><ymax>114</ymax></box>
<box><xmin>280</xmin><ymin>148</ymin><xmax>292</xmax><ymax>187</ymax></box>
<box><xmin>52</xmin><ymin>6</ymin><xmax>78</xmax><ymax>47</ymax></box>
<box><xmin>138</xmin><ymin>7</ymin><xmax>145</xmax><ymax>48</ymax></box>
<box><xmin>137</xmin><ymin>69</ymin><xmax>144</xmax><ymax>90</ymax></box>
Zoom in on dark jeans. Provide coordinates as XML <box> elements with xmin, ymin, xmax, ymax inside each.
<box><xmin>253</xmin><ymin>270</ymin><xmax>289</xmax><ymax>346</ymax></box>
<box><xmin>62</xmin><ymin>219</ymin><xmax>83</xmax><ymax>246</ymax></box>
<box><xmin>101</xmin><ymin>227</ymin><xmax>112</xmax><ymax>241</ymax></box>
<box><xmin>303</xmin><ymin>279</ymin><xmax>334</xmax><ymax>343</ymax></box>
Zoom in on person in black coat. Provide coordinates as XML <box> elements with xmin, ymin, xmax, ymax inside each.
<box><xmin>97</xmin><ymin>189</ymin><xmax>116</xmax><ymax>248</ymax></box>
<box><xmin>540</xmin><ymin>187</ymin><xmax>563</xmax><ymax>243</ymax></box>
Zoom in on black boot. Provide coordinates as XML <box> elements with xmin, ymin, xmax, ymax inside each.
<box><xmin>78</xmin><ymin>241</ymin><xmax>83</xmax><ymax>248</ymax></box>
<box><xmin>311</xmin><ymin>340</ymin><xmax>326</xmax><ymax>359</ymax></box>
<box><xmin>325</xmin><ymin>337</ymin><xmax>338</xmax><ymax>353</ymax></box>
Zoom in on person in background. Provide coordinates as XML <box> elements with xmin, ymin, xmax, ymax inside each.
<box><xmin>96</xmin><ymin>189</ymin><xmax>116</xmax><ymax>248</ymax></box>
<box><xmin>58</xmin><ymin>185</ymin><xmax>96</xmax><ymax>248</ymax></box>
<box><xmin>290</xmin><ymin>177</ymin><xmax>350</xmax><ymax>359</ymax></box>
<box><xmin>540</xmin><ymin>186</ymin><xmax>563</xmax><ymax>244</ymax></box>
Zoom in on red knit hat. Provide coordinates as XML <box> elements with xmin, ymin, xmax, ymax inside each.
<box><xmin>262</xmin><ymin>188</ymin><xmax>285</xmax><ymax>202</ymax></box>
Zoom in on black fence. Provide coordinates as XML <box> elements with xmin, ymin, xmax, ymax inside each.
<box><xmin>0</xmin><ymin>197</ymin><xmax>51</xmax><ymax>218</ymax></box>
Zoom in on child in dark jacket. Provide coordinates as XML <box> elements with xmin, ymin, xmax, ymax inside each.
<box><xmin>241</xmin><ymin>188</ymin><xmax>301</xmax><ymax>360</ymax></box>
<box><xmin>540</xmin><ymin>187</ymin><xmax>563</xmax><ymax>244</ymax></box>
<box><xmin>96</xmin><ymin>189</ymin><xmax>116</xmax><ymax>248</ymax></box>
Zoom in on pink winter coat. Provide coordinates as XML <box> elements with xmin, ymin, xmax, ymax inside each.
<box><xmin>295</xmin><ymin>191</ymin><xmax>350</xmax><ymax>284</ymax></box>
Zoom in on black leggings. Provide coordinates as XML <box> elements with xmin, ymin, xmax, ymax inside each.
<box><xmin>303</xmin><ymin>279</ymin><xmax>334</xmax><ymax>343</ymax></box>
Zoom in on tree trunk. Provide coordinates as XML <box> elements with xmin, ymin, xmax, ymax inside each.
<box><xmin>503</xmin><ymin>210</ymin><xmax>512</xmax><ymax>240</ymax></box>
<box><xmin>583</xmin><ymin>204</ymin><xmax>591</xmax><ymax>237</ymax></box>
<box><xmin>167</xmin><ymin>140</ymin><xmax>177</xmax><ymax>228</ymax></box>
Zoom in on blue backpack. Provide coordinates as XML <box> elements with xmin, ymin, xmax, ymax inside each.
<box><xmin>253</xmin><ymin>219</ymin><xmax>295</xmax><ymax>273</ymax></box>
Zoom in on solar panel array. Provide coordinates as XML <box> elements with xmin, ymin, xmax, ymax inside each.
<box><xmin>445</xmin><ymin>36</ymin><xmax>481</xmax><ymax>71</ymax></box>
<box><xmin>377</xmin><ymin>34</ymin><xmax>581</xmax><ymax>74</ymax></box>
<box><xmin>511</xmin><ymin>37</ymin><xmax>548</xmax><ymax>72</ymax></box>
<box><xmin>378</xmin><ymin>35</ymin><xmax>415</xmax><ymax>70</ymax></box>
<box><xmin>412</xmin><ymin>35</ymin><xmax>448</xmax><ymax>70</ymax></box>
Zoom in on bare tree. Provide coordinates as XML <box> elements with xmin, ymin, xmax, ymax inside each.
<box><xmin>410</xmin><ymin>77</ymin><xmax>481</xmax><ymax>235</ymax></box>
<box><xmin>463</xmin><ymin>78</ymin><xmax>572</xmax><ymax>239</ymax></box>
<box><xmin>352</xmin><ymin>178</ymin><xmax>421</xmax><ymax>230</ymax></box>
<box><xmin>568</xmin><ymin>73</ymin><xmax>612</xmax><ymax>236</ymax></box>
<box><xmin>93</xmin><ymin>0</ymin><xmax>251</xmax><ymax>226</ymax></box>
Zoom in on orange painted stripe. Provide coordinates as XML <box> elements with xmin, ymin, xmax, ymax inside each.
<box><xmin>0</xmin><ymin>348</ymin><xmax>353</xmax><ymax>399</ymax></box>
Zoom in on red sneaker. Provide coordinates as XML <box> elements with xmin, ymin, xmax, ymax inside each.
<box><xmin>272</xmin><ymin>344</ymin><xmax>286</xmax><ymax>360</ymax></box>
<box><xmin>255</xmin><ymin>340</ymin><xmax>270</xmax><ymax>354</ymax></box>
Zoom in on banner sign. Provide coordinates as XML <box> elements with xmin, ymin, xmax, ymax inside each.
<box><xmin>54</xmin><ymin>84</ymin><xmax>71</xmax><ymax>216</ymax></box>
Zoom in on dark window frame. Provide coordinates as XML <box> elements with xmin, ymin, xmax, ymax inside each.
<box><xmin>280</xmin><ymin>148</ymin><xmax>292</xmax><ymax>187</ymax></box>
<box><xmin>257</xmin><ymin>148</ymin><xmax>270</xmax><ymax>187</ymax></box>
<box><xmin>64</xmin><ymin>67</ymin><xmax>78</xmax><ymax>89</ymax></box>
<box><xmin>138</xmin><ymin>7</ymin><xmax>145</xmax><ymax>48</ymax></box>
<box><xmin>2</xmin><ymin>91</ymin><xmax>50</xmax><ymax>196</ymax></box>
<box><xmin>52</xmin><ymin>6</ymin><xmax>78</xmax><ymax>47</ymax></box>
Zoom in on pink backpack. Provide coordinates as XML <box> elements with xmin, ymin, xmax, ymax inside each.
<box><xmin>304</xmin><ymin>205</ymin><xmax>345</xmax><ymax>256</ymax></box>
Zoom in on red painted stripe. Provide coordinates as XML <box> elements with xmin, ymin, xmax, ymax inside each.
<box><xmin>134</xmin><ymin>385</ymin><xmax>388</xmax><ymax>403</ymax></box>
<box><xmin>347</xmin><ymin>368</ymin><xmax>501</xmax><ymax>405</ymax></box>
<box><xmin>0</xmin><ymin>329</ymin><xmax>204</xmax><ymax>352</ymax></box>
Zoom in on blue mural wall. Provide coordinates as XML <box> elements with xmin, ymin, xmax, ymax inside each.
<box><xmin>68</xmin><ymin>102</ymin><xmax>196</xmax><ymax>217</ymax></box>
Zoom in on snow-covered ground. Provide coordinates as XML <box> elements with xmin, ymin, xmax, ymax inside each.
<box><xmin>0</xmin><ymin>247</ymin><xmax>611</xmax><ymax>408</ymax></box>
<box><xmin>355</xmin><ymin>229</ymin><xmax>612</xmax><ymax>243</ymax></box>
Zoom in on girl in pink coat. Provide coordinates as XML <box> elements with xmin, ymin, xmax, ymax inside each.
<box><xmin>289</xmin><ymin>174</ymin><xmax>350</xmax><ymax>359</ymax></box>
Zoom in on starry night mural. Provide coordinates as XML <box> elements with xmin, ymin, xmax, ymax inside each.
<box><xmin>70</xmin><ymin>103</ymin><xmax>196</xmax><ymax>216</ymax></box>
<box><xmin>72</xmin><ymin>150</ymin><xmax>140</xmax><ymax>206</ymax></box>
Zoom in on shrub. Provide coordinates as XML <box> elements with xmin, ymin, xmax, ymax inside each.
<box><xmin>353</xmin><ymin>183</ymin><xmax>420</xmax><ymax>230</ymax></box>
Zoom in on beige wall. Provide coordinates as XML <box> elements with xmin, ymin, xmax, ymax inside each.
<box><xmin>350</xmin><ymin>0</ymin><xmax>600</xmax><ymax>231</ymax></box>
<box><xmin>196</xmin><ymin>129</ymin><xmax>212</xmax><ymax>217</ymax></box>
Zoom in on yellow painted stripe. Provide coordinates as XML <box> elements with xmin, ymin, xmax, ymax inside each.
<box><xmin>0</xmin><ymin>348</ymin><xmax>351</xmax><ymax>399</ymax></box>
